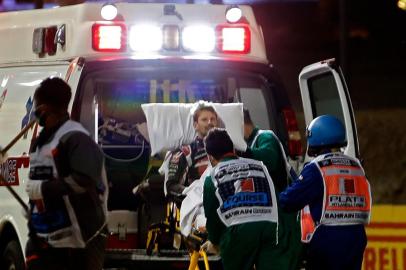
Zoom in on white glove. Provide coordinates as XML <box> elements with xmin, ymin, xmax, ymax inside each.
<box><xmin>132</xmin><ymin>180</ymin><xmax>149</xmax><ymax>195</ymax></box>
<box><xmin>25</xmin><ymin>180</ymin><xmax>43</xmax><ymax>200</ymax></box>
<box><xmin>201</xmin><ymin>240</ymin><xmax>219</xmax><ymax>255</ymax></box>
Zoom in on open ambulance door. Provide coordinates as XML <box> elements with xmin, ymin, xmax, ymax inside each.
<box><xmin>64</xmin><ymin>57</ymin><xmax>92</xmax><ymax>136</ymax></box>
<box><xmin>299</xmin><ymin>58</ymin><xmax>360</xmax><ymax>163</ymax></box>
<box><xmin>65</xmin><ymin>57</ymin><xmax>85</xmax><ymax>118</ymax></box>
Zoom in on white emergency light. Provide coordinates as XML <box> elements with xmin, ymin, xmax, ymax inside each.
<box><xmin>101</xmin><ymin>3</ymin><xmax>118</xmax><ymax>21</ymax></box>
<box><xmin>225</xmin><ymin>5</ymin><xmax>242</xmax><ymax>23</ymax></box>
<box><xmin>129</xmin><ymin>25</ymin><xmax>163</xmax><ymax>52</ymax></box>
<box><xmin>182</xmin><ymin>25</ymin><xmax>215</xmax><ymax>53</ymax></box>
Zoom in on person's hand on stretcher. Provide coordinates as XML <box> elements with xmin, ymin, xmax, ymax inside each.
<box><xmin>201</xmin><ymin>240</ymin><xmax>219</xmax><ymax>255</ymax></box>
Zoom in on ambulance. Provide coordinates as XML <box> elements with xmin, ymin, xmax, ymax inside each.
<box><xmin>0</xmin><ymin>2</ymin><xmax>359</xmax><ymax>269</ymax></box>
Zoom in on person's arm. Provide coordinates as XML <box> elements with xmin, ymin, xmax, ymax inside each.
<box><xmin>166</xmin><ymin>150</ymin><xmax>188</xmax><ymax>196</ymax></box>
<box><xmin>203</xmin><ymin>176</ymin><xmax>225</xmax><ymax>246</ymax></box>
<box><xmin>278</xmin><ymin>163</ymin><xmax>324</xmax><ymax>212</ymax></box>
<box><xmin>41</xmin><ymin>131</ymin><xmax>104</xmax><ymax>200</ymax></box>
<box><xmin>248</xmin><ymin>132</ymin><xmax>289</xmax><ymax>193</ymax></box>
<box><xmin>250</xmin><ymin>132</ymin><xmax>281</xmax><ymax>173</ymax></box>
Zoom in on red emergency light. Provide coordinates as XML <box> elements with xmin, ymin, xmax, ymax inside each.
<box><xmin>92</xmin><ymin>23</ymin><xmax>127</xmax><ymax>52</ymax></box>
<box><xmin>216</xmin><ymin>25</ymin><xmax>250</xmax><ymax>54</ymax></box>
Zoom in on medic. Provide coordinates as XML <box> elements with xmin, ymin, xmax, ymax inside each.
<box><xmin>279</xmin><ymin>115</ymin><xmax>372</xmax><ymax>270</ymax></box>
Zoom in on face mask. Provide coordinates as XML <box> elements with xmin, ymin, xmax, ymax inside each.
<box><xmin>34</xmin><ymin>108</ymin><xmax>50</xmax><ymax>127</ymax></box>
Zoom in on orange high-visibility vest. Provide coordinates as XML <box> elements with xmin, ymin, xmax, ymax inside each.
<box><xmin>300</xmin><ymin>153</ymin><xmax>371</xmax><ymax>243</ymax></box>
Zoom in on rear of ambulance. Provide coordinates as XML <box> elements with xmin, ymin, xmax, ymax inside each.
<box><xmin>63</xmin><ymin>3</ymin><xmax>303</xmax><ymax>268</ymax></box>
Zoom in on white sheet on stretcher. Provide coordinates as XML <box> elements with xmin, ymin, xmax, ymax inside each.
<box><xmin>141</xmin><ymin>101</ymin><xmax>247</xmax><ymax>156</ymax></box>
<box><xmin>179</xmin><ymin>166</ymin><xmax>212</xmax><ymax>236</ymax></box>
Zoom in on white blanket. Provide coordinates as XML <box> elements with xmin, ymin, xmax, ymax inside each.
<box><xmin>142</xmin><ymin>101</ymin><xmax>246</xmax><ymax>156</ymax></box>
<box><xmin>179</xmin><ymin>166</ymin><xmax>211</xmax><ymax>236</ymax></box>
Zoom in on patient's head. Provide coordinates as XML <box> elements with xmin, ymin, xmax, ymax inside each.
<box><xmin>193</xmin><ymin>105</ymin><xmax>218</xmax><ymax>138</ymax></box>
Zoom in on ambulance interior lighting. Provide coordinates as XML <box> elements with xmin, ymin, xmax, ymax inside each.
<box><xmin>182</xmin><ymin>25</ymin><xmax>215</xmax><ymax>53</ymax></box>
<box><xmin>216</xmin><ymin>25</ymin><xmax>250</xmax><ymax>54</ymax></box>
<box><xmin>129</xmin><ymin>25</ymin><xmax>163</xmax><ymax>52</ymax></box>
<box><xmin>101</xmin><ymin>4</ymin><xmax>118</xmax><ymax>21</ymax></box>
<box><xmin>225</xmin><ymin>5</ymin><xmax>242</xmax><ymax>23</ymax></box>
<box><xmin>92</xmin><ymin>23</ymin><xmax>126</xmax><ymax>52</ymax></box>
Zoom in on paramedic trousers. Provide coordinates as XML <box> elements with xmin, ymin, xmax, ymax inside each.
<box><xmin>25</xmin><ymin>233</ymin><xmax>107</xmax><ymax>270</ymax></box>
<box><xmin>305</xmin><ymin>225</ymin><xmax>367</xmax><ymax>270</ymax></box>
<box><xmin>219</xmin><ymin>221</ymin><xmax>289</xmax><ymax>270</ymax></box>
<box><xmin>275</xmin><ymin>210</ymin><xmax>304</xmax><ymax>270</ymax></box>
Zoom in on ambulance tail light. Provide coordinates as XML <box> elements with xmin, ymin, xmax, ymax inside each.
<box><xmin>92</xmin><ymin>23</ymin><xmax>126</xmax><ymax>52</ymax></box>
<box><xmin>282</xmin><ymin>108</ymin><xmax>303</xmax><ymax>158</ymax></box>
<box><xmin>216</xmin><ymin>25</ymin><xmax>250</xmax><ymax>54</ymax></box>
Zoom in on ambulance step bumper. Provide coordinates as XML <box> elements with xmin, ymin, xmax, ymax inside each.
<box><xmin>104</xmin><ymin>249</ymin><xmax>222</xmax><ymax>269</ymax></box>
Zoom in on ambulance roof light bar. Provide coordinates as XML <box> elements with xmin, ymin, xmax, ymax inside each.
<box><xmin>101</xmin><ymin>3</ymin><xmax>118</xmax><ymax>21</ymax></box>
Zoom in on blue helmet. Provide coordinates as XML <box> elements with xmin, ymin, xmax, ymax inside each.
<box><xmin>307</xmin><ymin>115</ymin><xmax>347</xmax><ymax>148</ymax></box>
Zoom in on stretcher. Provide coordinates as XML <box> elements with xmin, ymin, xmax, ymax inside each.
<box><xmin>145</xmin><ymin>201</ymin><xmax>210</xmax><ymax>270</ymax></box>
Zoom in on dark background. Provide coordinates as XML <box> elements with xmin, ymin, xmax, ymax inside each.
<box><xmin>1</xmin><ymin>0</ymin><xmax>405</xmax><ymax>203</ymax></box>
<box><xmin>252</xmin><ymin>0</ymin><xmax>406</xmax><ymax>204</ymax></box>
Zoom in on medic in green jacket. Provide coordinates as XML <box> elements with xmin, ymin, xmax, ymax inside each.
<box><xmin>203</xmin><ymin>128</ymin><xmax>283</xmax><ymax>270</ymax></box>
<box><xmin>238</xmin><ymin>109</ymin><xmax>303</xmax><ymax>270</ymax></box>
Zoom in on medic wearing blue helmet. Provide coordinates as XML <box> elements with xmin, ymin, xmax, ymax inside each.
<box><xmin>279</xmin><ymin>115</ymin><xmax>372</xmax><ymax>270</ymax></box>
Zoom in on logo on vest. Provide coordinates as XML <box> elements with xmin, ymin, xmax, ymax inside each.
<box><xmin>324</xmin><ymin>211</ymin><xmax>369</xmax><ymax>220</ymax></box>
<box><xmin>328</xmin><ymin>195</ymin><xmax>366</xmax><ymax>208</ymax></box>
<box><xmin>340</xmin><ymin>178</ymin><xmax>355</xmax><ymax>193</ymax></box>
<box><xmin>223</xmin><ymin>192</ymin><xmax>268</xmax><ymax>211</ymax></box>
<box><xmin>224</xmin><ymin>207</ymin><xmax>273</xmax><ymax>220</ymax></box>
<box><xmin>235</xmin><ymin>178</ymin><xmax>255</xmax><ymax>193</ymax></box>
